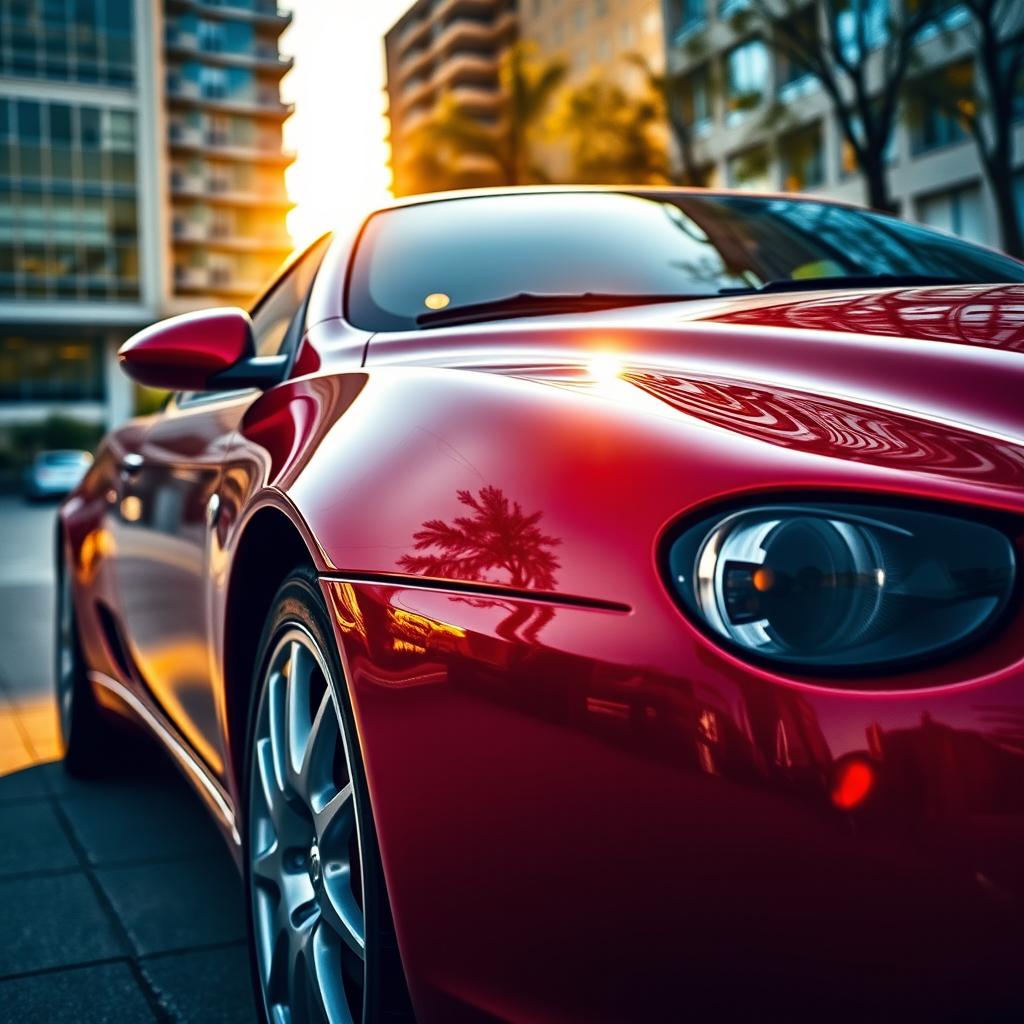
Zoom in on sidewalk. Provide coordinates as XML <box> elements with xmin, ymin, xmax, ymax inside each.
<box><xmin>0</xmin><ymin>498</ymin><xmax>256</xmax><ymax>1022</ymax></box>
<box><xmin>0</xmin><ymin>744</ymin><xmax>257</xmax><ymax>1023</ymax></box>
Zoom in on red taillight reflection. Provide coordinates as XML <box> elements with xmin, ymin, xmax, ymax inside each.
<box><xmin>831</xmin><ymin>759</ymin><xmax>875</xmax><ymax>810</ymax></box>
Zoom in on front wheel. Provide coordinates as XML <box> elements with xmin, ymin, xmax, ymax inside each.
<box><xmin>244</xmin><ymin>568</ymin><xmax>411</xmax><ymax>1024</ymax></box>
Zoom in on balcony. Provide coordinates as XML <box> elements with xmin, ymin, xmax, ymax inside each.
<box><xmin>172</xmin><ymin>220</ymin><xmax>293</xmax><ymax>253</ymax></box>
<box><xmin>168</xmin><ymin>130</ymin><xmax>294</xmax><ymax>166</ymax></box>
<box><xmin>164</xmin><ymin>29</ymin><xmax>294</xmax><ymax>76</ymax></box>
<box><xmin>166</xmin><ymin>77</ymin><xmax>294</xmax><ymax>119</ymax></box>
<box><xmin>171</xmin><ymin>172</ymin><xmax>292</xmax><ymax>207</ymax></box>
<box><xmin>166</xmin><ymin>0</ymin><xmax>293</xmax><ymax>34</ymax></box>
<box><xmin>449</xmin><ymin>83</ymin><xmax>502</xmax><ymax>109</ymax></box>
<box><xmin>168</xmin><ymin>121</ymin><xmax>204</xmax><ymax>146</ymax></box>
<box><xmin>395</xmin><ymin>12</ymin><xmax>511</xmax><ymax>87</ymax></box>
<box><xmin>172</xmin><ymin>219</ymin><xmax>209</xmax><ymax>241</ymax></box>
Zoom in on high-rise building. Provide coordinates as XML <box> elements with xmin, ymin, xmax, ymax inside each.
<box><xmin>164</xmin><ymin>0</ymin><xmax>294</xmax><ymax>309</ymax></box>
<box><xmin>0</xmin><ymin>0</ymin><xmax>163</xmax><ymax>428</ymax></box>
<box><xmin>519</xmin><ymin>0</ymin><xmax>664</xmax><ymax>87</ymax></box>
<box><xmin>0</xmin><ymin>0</ymin><xmax>294</xmax><ymax>434</ymax></box>
<box><xmin>385</xmin><ymin>0</ymin><xmax>518</xmax><ymax>197</ymax></box>
<box><xmin>516</xmin><ymin>0</ymin><xmax>665</xmax><ymax>183</ymax></box>
<box><xmin>658</xmin><ymin>0</ymin><xmax>1023</xmax><ymax>246</ymax></box>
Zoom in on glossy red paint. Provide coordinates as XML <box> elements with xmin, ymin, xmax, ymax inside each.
<box><xmin>117</xmin><ymin>307</ymin><xmax>255</xmax><ymax>390</ymax></box>
<box><xmin>59</xmin><ymin>191</ymin><xmax>1024</xmax><ymax>1021</ymax></box>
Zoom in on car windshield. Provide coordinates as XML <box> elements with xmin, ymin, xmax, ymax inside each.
<box><xmin>346</xmin><ymin>191</ymin><xmax>1024</xmax><ymax>331</ymax></box>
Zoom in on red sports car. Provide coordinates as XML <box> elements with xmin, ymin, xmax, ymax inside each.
<box><xmin>58</xmin><ymin>188</ymin><xmax>1024</xmax><ymax>1023</ymax></box>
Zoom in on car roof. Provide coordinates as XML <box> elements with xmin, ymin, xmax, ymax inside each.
<box><xmin>376</xmin><ymin>184</ymin><xmax>868</xmax><ymax>216</ymax></box>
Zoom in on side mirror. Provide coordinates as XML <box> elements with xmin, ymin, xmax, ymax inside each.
<box><xmin>117</xmin><ymin>307</ymin><xmax>286</xmax><ymax>392</ymax></box>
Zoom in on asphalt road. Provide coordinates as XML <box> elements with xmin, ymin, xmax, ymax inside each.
<box><xmin>0</xmin><ymin>497</ymin><xmax>257</xmax><ymax>1023</ymax></box>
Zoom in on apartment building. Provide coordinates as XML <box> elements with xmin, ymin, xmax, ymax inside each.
<box><xmin>385</xmin><ymin>0</ymin><xmax>518</xmax><ymax>197</ymax></box>
<box><xmin>519</xmin><ymin>0</ymin><xmax>664</xmax><ymax>87</ymax></box>
<box><xmin>164</xmin><ymin>0</ymin><xmax>294</xmax><ymax>308</ymax></box>
<box><xmin>659</xmin><ymin>0</ymin><xmax>1024</xmax><ymax>246</ymax></box>
<box><xmin>0</xmin><ymin>0</ymin><xmax>295</xmax><ymax>432</ymax></box>
<box><xmin>0</xmin><ymin>0</ymin><xmax>162</xmax><ymax>428</ymax></box>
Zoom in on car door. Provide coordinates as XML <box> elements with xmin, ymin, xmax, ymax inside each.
<box><xmin>111</xmin><ymin>236</ymin><xmax>331</xmax><ymax>780</ymax></box>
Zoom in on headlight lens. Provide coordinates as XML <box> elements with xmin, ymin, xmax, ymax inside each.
<box><xmin>668</xmin><ymin>504</ymin><xmax>1016</xmax><ymax>671</ymax></box>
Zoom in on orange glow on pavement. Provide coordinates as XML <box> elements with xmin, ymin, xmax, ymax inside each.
<box><xmin>0</xmin><ymin>695</ymin><xmax>61</xmax><ymax>777</ymax></box>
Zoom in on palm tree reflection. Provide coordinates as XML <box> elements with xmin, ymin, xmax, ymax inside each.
<box><xmin>398</xmin><ymin>486</ymin><xmax>562</xmax><ymax>641</ymax></box>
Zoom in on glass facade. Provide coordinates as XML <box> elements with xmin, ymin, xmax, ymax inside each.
<box><xmin>0</xmin><ymin>97</ymin><xmax>140</xmax><ymax>300</ymax></box>
<box><xmin>0</xmin><ymin>0</ymin><xmax>134</xmax><ymax>87</ymax></box>
<box><xmin>0</xmin><ymin>332</ymin><xmax>105</xmax><ymax>401</ymax></box>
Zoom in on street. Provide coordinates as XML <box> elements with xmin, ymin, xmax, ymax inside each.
<box><xmin>0</xmin><ymin>497</ymin><xmax>257</xmax><ymax>1023</ymax></box>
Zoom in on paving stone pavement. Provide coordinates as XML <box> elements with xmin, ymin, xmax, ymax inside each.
<box><xmin>0</xmin><ymin>498</ymin><xmax>257</xmax><ymax>1022</ymax></box>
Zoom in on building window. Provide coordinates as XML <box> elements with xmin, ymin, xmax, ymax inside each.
<box><xmin>725</xmin><ymin>39</ymin><xmax>769</xmax><ymax>126</ymax></box>
<box><xmin>833</xmin><ymin>0</ymin><xmax>889</xmax><ymax>64</ymax></box>
<box><xmin>779</xmin><ymin>121</ymin><xmax>824</xmax><ymax>191</ymax></box>
<box><xmin>680</xmin><ymin>64</ymin><xmax>713</xmax><ymax>135</ymax></box>
<box><xmin>916</xmin><ymin>183</ymin><xmax>987</xmax><ymax>246</ymax></box>
<box><xmin>0</xmin><ymin>334</ymin><xmax>106</xmax><ymax>402</ymax></box>
<box><xmin>0</xmin><ymin>0</ymin><xmax>135</xmax><ymax>88</ymax></box>
<box><xmin>908</xmin><ymin>61</ymin><xmax>970</xmax><ymax>155</ymax></box>
<box><xmin>0</xmin><ymin>97</ymin><xmax>140</xmax><ymax>302</ymax></box>
<box><xmin>727</xmin><ymin>144</ymin><xmax>772</xmax><ymax>190</ymax></box>
<box><xmin>573</xmin><ymin>5</ymin><xmax>585</xmax><ymax>31</ymax></box>
<box><xmin>674</xmin><ymin>0</ymin><xmax>706</xmax><ymax>37</ymax></box>
<box><xmin>776</xmin><ymin>7</ymin><xmax>818</xmax><ymax>102</ymax></box>
<box><xmin>594</xmin><ymin>0</ymin><xmax>608</xmax><ymax>16</ymax></box>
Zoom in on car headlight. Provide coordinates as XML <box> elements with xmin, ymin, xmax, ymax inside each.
<box><xmin>667</xmin><ymin>503</ymin><xmax>1016</xmax><ymax>672</ymax></box>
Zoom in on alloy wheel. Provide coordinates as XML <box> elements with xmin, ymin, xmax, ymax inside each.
<box><xmin>249</xmin><ymin>626</ymin><xmax>366</xmax><ymax>1024</ymax></box>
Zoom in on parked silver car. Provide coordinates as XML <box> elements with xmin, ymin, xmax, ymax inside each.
<box><xmin>24</xmin><ymin>450</ymin><xmax>92</xmax><ymax>501</ymax></box>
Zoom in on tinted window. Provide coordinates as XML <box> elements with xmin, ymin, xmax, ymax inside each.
<box><xmin>250</xmin><ymin>233</ymin><xmax>331</xmax><ymax>357</ymax></box>
<box><xmin>347</xmin><ymin>192</ymin><xmax>1024</xmax><ymax>332</ymax></box>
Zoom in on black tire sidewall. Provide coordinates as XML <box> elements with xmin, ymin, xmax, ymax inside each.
<box><xmin>57</xmin><ymin>544</ymin><xmax>112</xmax><ymax>776</ymax></box>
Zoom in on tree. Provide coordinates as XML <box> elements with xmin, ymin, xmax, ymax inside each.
<box><xmin>727</xmin><ymin>0</ymin><xmax>943</xmax><ymax>212</ymax></box>
<box><xmin>904</xmin><ymin>1</ymin><xmax>1024</xmax><ymax>255</ymax></box>
<box><xmin>394</xmin><ymin>43</ymin><xmax>566</xmax><ymax>195</ymax></box>
<box><xmin>629</xmin><ymin>55</ymin><xmax>708</xmax><ymax>185</ymax></box>
<box><xmin>398</xmin><ymin>486</ymin><xmax>562</xmax><ymax>591</ymax></box>
<box><xmin>554</xmin><ymin>78</ymin><xmax>671</xmax><ymax>184</ymax></box>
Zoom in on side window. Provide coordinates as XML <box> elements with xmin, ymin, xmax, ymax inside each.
<box><xmin>250</xmin><ymin>234</ymin><xmax>332</xmax><ymax>358</ymax></box>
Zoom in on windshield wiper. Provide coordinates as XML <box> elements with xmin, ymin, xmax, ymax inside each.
<box><xmin>415</xmin><ymin>291</ymin><xmax>714</xmax><ymax>328</ymax></box>
<box><xmin>718</xmin><ymin>273</ymin><xmax>980</xmax><ymax>296</ymax></box>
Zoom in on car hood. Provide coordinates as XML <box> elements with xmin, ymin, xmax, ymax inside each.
<box><xmin>360</xmin><ymin>283</ymin><xmax>1024</xmax><ymax>505</ymax></box>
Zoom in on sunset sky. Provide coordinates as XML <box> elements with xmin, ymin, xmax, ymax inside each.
<box><xmin>279</xmin><ymin>0</ymin><xmax>411</xmax><ymax>246</ymax></box>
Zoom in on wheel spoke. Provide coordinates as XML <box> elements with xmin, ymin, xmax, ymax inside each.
<box><xmin>300</xmin><ymin>691</ymin><xmax>340</xmax><ymax>811</ymax></box>
<box><xmin>252</xmin><ymin>837</ymin><xmax>282</xmax><ymax>885</ymax></box>
<box><xmin>288</xmin><ymin>914</ymin><xmax>316</xmax><ymax>1024</ymax></box>
<box><xmin>267</xmin><ymin>668</ymin><xmax>289</xmax><ymax>795</ymax></box>
<box><xmin>321</xmin><ymin>855</ymin><xmax>365</xmax><ymax>960</ymax></box>
<box><xmin>308</xmin><ymin>920</ymin><xmax>354</xmax><ymax>1024</ymax></box>
<box><xmin>286</xmin><ymin>638</ymin><xmax>313</xmax><ymax>774</ymax></box>
<box><xmin>313</xmin><ymin>783</ymin><xmax>353</xmax><ymax>844</ymax></box>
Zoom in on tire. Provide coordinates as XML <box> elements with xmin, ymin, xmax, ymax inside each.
<box><xmin>243</xmin><ymin>567</ymin><xmax>412</xmax><ymax>1024</ymax></box>
<box><xmin>56</xmin><ymin>546</ymin><xmax>117</xmax><ymax>776</ymax></box>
